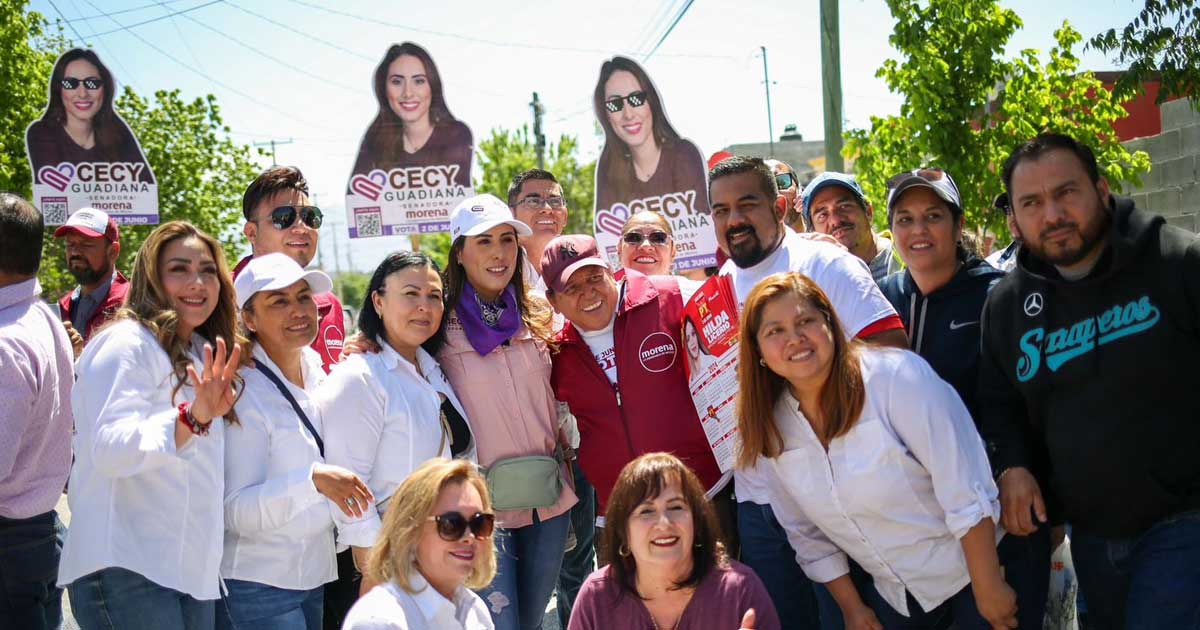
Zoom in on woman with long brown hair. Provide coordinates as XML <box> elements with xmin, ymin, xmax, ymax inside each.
<box><xmin>349</xmin><ymin>42</ymin><xmax>471</xmax><ymax>187</ymax></box>
<box><xmin>736</xmin><ymin>271</ymin><xmax>1016</xmax><ymax>630</ymax></box>
<box><xmin>25</xmin><ymin>48</ymin><xmax>154</xmax><ymax>181</ymax></box>
<box><xmin>59</xmin><ymin>221</ymin><xmax>245</xmax><ymax>630</ymax></box>
<box><xmin>437</xmin><ymin>194</ymin><xmax>575</xmax><ymax>630</ymax></box>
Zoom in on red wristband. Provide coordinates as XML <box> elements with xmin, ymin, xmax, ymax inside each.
<box><xmin>177</xmin><ymin>402</ymin><xmax>210</xmax><ymax>437</ymax></box>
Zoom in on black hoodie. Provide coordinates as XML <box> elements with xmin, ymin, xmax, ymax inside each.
<box><xmin>977</xmin><ymin>196</ymin><xmax>1200</xmax><ymax>537</ymax></box>
<box><xmin>880</xmin><ymin>255</ymin><xmax>1005</xmax><ymax>421</ymax></box>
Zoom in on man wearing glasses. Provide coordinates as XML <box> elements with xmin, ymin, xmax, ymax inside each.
<box><xmin>237</xmin><ymin>165</ymin><xmax>344</xmax><ymax>374</ymax></box>
<box><xmin>508</xmin><ymin>168</ymin><xmax>569</xmax><ymax>293</ymax></box>
<box><xmin>802</xmin><ymin>171</ymin><xmax>904</xmax><ymax>284</ymax></box>
<box><xmin>765</xmin><ymin>159</ymin><xmax>805</xmax><ymax>232</ymax></box>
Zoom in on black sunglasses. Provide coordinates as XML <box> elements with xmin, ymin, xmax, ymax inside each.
<box><xmin>604</xmin><ymin>91</ymin><xmax>648</xmax><ymax>114</ymax></box>
<box><xmin>429</xmin><ymin>511</ymin><xmax>495</xmax><ymax>541</ymax></box>
<box><xmin>622</xmin><ymin>230</ymin><xmax>671</xmax><ymax>246</ymax></box>
<box><xmin>61</xmin><ymin>77</ymin><xmax>104</xmax><ymax>91</ymax></box>
<box><xmin>775</xmin><ymin>172</ymin><xmax>798</xmax><ymax>190</ymax></box>
<box><xmin>264</xmin><ymin>205</ymin><xmax>323</xmax><ymax>230</ymax></box>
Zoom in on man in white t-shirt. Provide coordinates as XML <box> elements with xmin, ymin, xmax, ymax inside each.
<box><xmin>710</xmin><ymin>156</ymin><xmax>906</xmax><ymax>626</ymax></box>
<box><xmin>508</xmin><ymin>168</ymin><xmax>569</xmax><ymax>295</ymax></box>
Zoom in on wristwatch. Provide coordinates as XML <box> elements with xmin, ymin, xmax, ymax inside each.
<box><xmin>177</xmin><ymin>402</ymin><xmax>211</xmax><ymax>436</ymax></box>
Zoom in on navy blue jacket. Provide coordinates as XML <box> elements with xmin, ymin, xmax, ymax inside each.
<box><xmin>879</xmin><ymin>255</ymin><xmax>1004</xmax><ymax>421</ymax></box>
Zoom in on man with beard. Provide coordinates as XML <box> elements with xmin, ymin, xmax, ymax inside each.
<box><xmin>803</xmin><ymin>171</ymin><xmax>904</xmax><ymax>283</ymax></box>
<box><xmin>978</xmin><ymin>133</ymin><xmax>1200</xmax><ymax>628</ymax></box>
<box><xmin>53</xmin><ymin>207</ymin><xmax>127</xmax><ymax>353</ymax></box>
<box><xmin>709</xmin><ymin>156</ymin><xmax>905</xmax><ymax>628</ymax></box>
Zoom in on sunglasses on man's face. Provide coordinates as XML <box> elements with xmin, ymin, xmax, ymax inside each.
<box><xmin>61</xmin><ymin>77</ymin><xmax>104</xmax><ymax>91</ymax></box>
<box><xmin>264</xmin><ymin>205</ymin><xmax>323</xmax><ymax>230</ymax></box>
<box><xmin>622</xmin><ymin>230</ymin><xmax>671</xmax><ymax>246</ymax></box>
<box><xmin>604</xmin><ymin>91</ymin><xmax>648</xmax><ymax>114</ymax></box>
<box><xmin>775</xmin><ymin>172</ymin><xmax>798</xmax><ymax>191</ymax></box>
<box><xmin>429</xmin><ymin>511</ymin><xmax>495</xmax><ymax>541</ymax></box>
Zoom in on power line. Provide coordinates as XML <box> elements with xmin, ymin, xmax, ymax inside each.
<box><xmin>76</xmin><ymin>0</ymin><xmax>336</xmax><ymax>130</ymax></box>
<box><xmin>176</xmin><ymin>10</ymin><xmax>361</xmax><ymax>94</ymax></box>
<box><xmin>642</xmin><ymin>0</ymin><xmax>696</xmax><ymax>61</ymax></box>
<box><xmin>63</xmin><ymin>0</ymin><xmax>188</xmax><ymax>22</ymax></box>
<box><xmin>157</xmin><ymin>0</ymin><xmax>207</xmax><ymax>72</ymax></box>
<box><xmin>46</xmin><ymin>0</ymin><xmax>88</xmax><ymax>43</ymax></box>
<box><xmin>90</xmin><ymin>1</ymin><xmax>222</xmax><ymax>37</ymax></box>
<box><xmin>283</xmin><ymin>0</ymin><xmax>734</xmax><ymax>60</ymax></box>
<box><xmin>629</xmin><ymin>0</ymin><xmax>679</xmax><ymax>56</ymax></box>
<box><xmin>222</xmin><ymin>1</ymin><xmax>375</xmax><ymax>62</ymax></box>
<box><xmin>67</xmin><ymin>0</ymin><xmax>143</xmax><ymax>89</ymax></box>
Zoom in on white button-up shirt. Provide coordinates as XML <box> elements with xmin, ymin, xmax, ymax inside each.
<box><xmin>319</xmin><ymin>343</ymin><xmax>452</xmax><ymax>548</ymax></box>
<box><xmin>342</xmin><ymin>573</ymin><xmax>494</xmax><ymax>630</ymax></box>
<box><xmin>221</xmin><ymin>345</ymin><xmax>336</xmax><ymax>590</ymax></box>
<box><xmin>762</xmin><ymin>348</ymin><xmax>1000</xmax><ymax>616</ymax></box>
<box><xmin>59</xmin><ymin>320</ymin><xmax>225</xmax><ymax>600</ymax></box>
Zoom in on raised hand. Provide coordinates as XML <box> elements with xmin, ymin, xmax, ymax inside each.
<box><xmin>738</xmin><ymin>608</ymin><xmax>756</xmax><ymax>629</ymax></box>
<box><xmin>339</xmin><ymin>332</ymin><xmax>380</xmax><ymax>361</ymax></box>
<box><xmin>187</xmin><ymin>337</ymin><xmax>242</xmax><ymax>425</ymax></box>
<box><xmin>313</xmin><ymin>464</ymin><xmax>374</xmax><ymax>518</ymax></box>
<box><xmin>63</xmin><ymin>321</ymin><xmax>84</xmax><ymax>358</ymax></box>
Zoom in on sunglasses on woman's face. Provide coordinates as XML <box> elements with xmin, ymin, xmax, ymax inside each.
<box><xmin>622</xmin><ymin>230</ymin><xmax>671</xmax><ymax>246</ymax></box>
<box><xmin>61</xmin><ymin>77</ymin><xmax>104</xmax><ymax>91</ymax></box>
<box><xmin>604</xmin><ymin>91</ymin><xmax>648</xmax><ymax>114</ymax></box>
<box><xmin>775</xmin><ymin>172</ymin><xmax>798</xmax><ymax>190</ymax></box>
<box><xmin>264</xmin><ymin>205</ymin><xmax>323</xmax><ymax>230</ymax></box>
<box><xmin>429</xmin><ymin>511</ymin><xmax>495</xmax><ymax>541</ymax></box>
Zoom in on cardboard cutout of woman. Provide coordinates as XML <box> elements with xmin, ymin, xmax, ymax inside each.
<box><xmin>592</xmin><ymin>56</ymin><xmax>716</xmax><ymax>272</ymax></box>
<box><xmin>345</xmin><ymin>42</ymin><xmax>474</xmax><ymax>238</ymax></box>
<box><xmin>25</xmin><ymin>48</ymin><xmax>157</xmax><ymax>225</ymax></box>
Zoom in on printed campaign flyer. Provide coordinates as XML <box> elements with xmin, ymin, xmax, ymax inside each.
<box><xmin>25</xmin><ymin>49</ymin><xmax>158</xmax><ymax>225</ymax></box>
<box><xmin>591</xmin><ymin>56</ymin><xmax>717</xmax><ymax>272</ymax></box>
<box><xmin>345</xmin><ymin>42</ymin><xmax>474</xmax><ymax>238</ymax></box>
<box><xmin>682</xmin><ymin>274</ymin><xmax>741</xmax><ymax>473</ymax></box>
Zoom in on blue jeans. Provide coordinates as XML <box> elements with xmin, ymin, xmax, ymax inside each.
<box><xmin>1070</xmin><ymin>510</ymin><xmax>1200</xmax><ymax>630</ymax></box>
<box><xmin>478</xmin><ymin>510</ymin><xmax>570</xmax><ymax>630</ymax></box>
<box><xmin>68</xmin><ymin>567</ymin><xmax>214</xmax><ymax>630</ymax></box>
<box><xmin>996</xmin><ymin>527</ymin><xmax>1051</xmax><ymax>630</ymax></box>
<box><xmin>0</xmin><ymin>510</ymin><xmax>64</xmax><ymax>630</ymax></box>
<box><xmin>862</xmin><ymin>581</ymin><xmax>990</xmax><ymax>630</ymax></box>
<box><xmin>217</xmin><ymin>579</ymin><xmax>323</xmax><ymax>630</ymax></box>
<box><xmin>556</xmin><ymin>461</ymin><xmax>595</xmax><ymax>628</ymax></box>
<box><xmin>737</xmin><ymin>501</ymin><xmax>820</xmax><ymax>629</ymax></box>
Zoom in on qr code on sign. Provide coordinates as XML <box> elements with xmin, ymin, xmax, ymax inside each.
<box><xmin>42</xmin><ymin>198</ymin><xmax>68</xmax><ymax>224</ymax></box>
<box><xmin>354</xmin><ymin>208</ymin><xmax>383</xmax><ymax>238</ymax></box>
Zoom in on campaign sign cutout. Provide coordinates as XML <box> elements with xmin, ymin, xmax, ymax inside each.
<box><xmin>345</xmin><ymin>42</ymin><xmax>474</xmax><ymax>238</ymax></box>
<box><xmin>683</xmin><ymin>275</ymin><xmax>741</xmax><ymax>473</ymax></box>
<box><xmin>592</xmin><ymin>56</ymin><xmax>716</xmax><ymax>272</ymax></box>
<box><xmin>25</xmin><ymin>49</ymin><xmax>158</xmax><ymax>225</ymax></box>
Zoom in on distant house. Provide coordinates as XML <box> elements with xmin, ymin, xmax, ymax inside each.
<box><xmin>723</xmin><ymin>124</ymin><xmax>833</xmax><ymax>185</ymax></box>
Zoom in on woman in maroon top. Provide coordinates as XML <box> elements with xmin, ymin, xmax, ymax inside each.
<box><xmin>569</xmin><ymin>453</ymin><xmax>778</xmax><ymax>630</ymax></box>
<box><xmin>350</xmin><ymin>42</ymin><xmax>472</xmax><ymax>188</ymax></box>
<box><xmin>26</xmin><ymin>49</ymin><xmax>154</xmax><ymax>182</ymax></box>
<box><xmin>593</xmin><ymin>57</ymin><xmax>709</xmax><ymax>212</ymax></box>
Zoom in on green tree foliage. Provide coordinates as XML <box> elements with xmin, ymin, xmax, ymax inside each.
<box><xmin>0</xmin><ymin>0</ymin><xmax>65</xmax><ymax>194</ymax></box>
<box><xmin>846</xmin><ymin>0</ymin><xmax>1150</xmax><ymax>239</ymax></box>
<box><xmin>37</xmin><ymin>88</ymin><xmax>262</xmax><ymax>298</ymax></box>
<box><xmin>1089</xmin><ymin>0</ymin><xmax>1199</xmax><ymax>108</ymax></box>
<box><xmin>416</xmin><ymin>125</ymin><xmax>597</xmax><ymax>265</ymax></box>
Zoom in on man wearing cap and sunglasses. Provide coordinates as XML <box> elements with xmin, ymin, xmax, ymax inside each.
<box><xmin>802</xmin><ymin>171</ymin><xmax>904</xmax><ymax>284</ymax></box>
<box><xmin>236</xmin><ymin>166</ymin><xmax>345</xmax><ymax>375</ymax></box>
<box><xmin>53</xmin><ymin>206</ymin><xmax>128</xmax><ymax>354</ymax></box>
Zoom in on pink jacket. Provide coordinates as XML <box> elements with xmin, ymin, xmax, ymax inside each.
<box><xmin>437</xmin><ymin>312</ymin><xmax>576</xmax><ymax>529</ymax></box>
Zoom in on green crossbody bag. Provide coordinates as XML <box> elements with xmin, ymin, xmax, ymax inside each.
<box><xmin>481</xmin><ymin>449</ymin><xmax>565</xmax><ymax>511</ymax></box>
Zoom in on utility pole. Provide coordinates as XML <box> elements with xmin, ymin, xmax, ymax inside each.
<box><xmin>761</xmin><ymin>46</ymin><xmax>775</xmax><ymax>158</ymax></box>
<box><xmin>252</xmin><ymin>137</ymin><xmax>294</xmax><ymax>166</ymax></box>
<box><xmin>819</xmin><ymin>0</ymin><xmax>845</xmax><ymax>172</ymax></box>
<box><xmin>530</xmin><ymin>92</ymin><xmax>546</xmax><ymax>169</ymax></box>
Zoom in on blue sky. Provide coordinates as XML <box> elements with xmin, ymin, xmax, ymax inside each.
<box><xmin>30</xmin><ymin>0</ymin><xmax>1144</xmax><ymax>272</ymax></box>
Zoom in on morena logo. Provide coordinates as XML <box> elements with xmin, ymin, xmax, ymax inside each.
<box><xmin>638</xmin><ymin>332</ymin><xmax>677</xmax><ymax>373</ymax></box>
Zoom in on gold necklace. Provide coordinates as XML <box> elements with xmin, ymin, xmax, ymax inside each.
<box><xmin>645</xmin><ymin>588</ymin><xmax>694</xmax><ymax>630</ymax></box>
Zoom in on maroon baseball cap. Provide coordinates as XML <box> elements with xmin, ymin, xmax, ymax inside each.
<box><xmin>53</xmin><ymin>207</ymin><xmax>120</xmax><ymax>243</ymax></box>
<box><xmin>540</xmin><ymin>234</ymin><xmax>609</xmax><ymax>294</ymax></box>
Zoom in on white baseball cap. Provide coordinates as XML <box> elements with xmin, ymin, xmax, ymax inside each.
<box><xmin>234</xmin><ymin>253</ymin><xmax>333</xmax><ymax>309</ymax></box>
<box><xmin>450</xmin><ymin>194</ymin><xmax>532</xmax><ymax>241</ymax></box>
